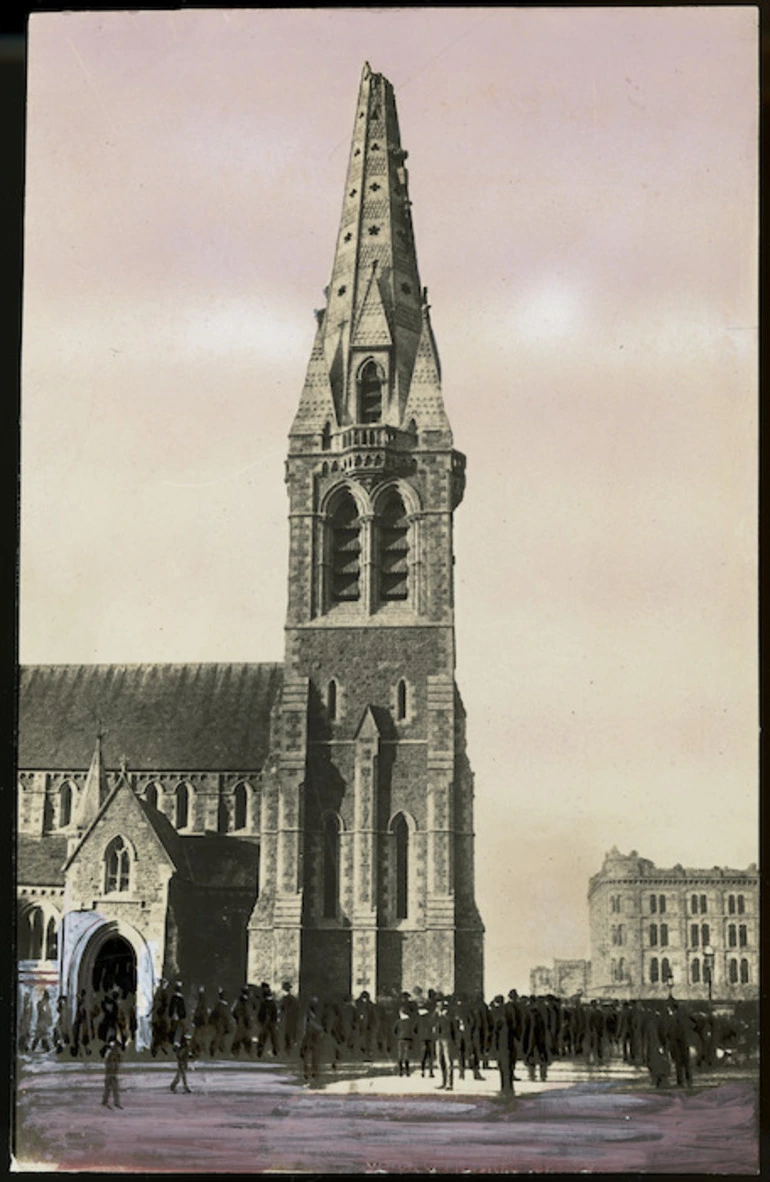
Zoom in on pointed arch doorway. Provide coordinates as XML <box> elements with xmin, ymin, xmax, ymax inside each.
<box><xmin>67</xmin><ymin>918</ymin><xmax>156</xmax><ymax>1049</ymax></box>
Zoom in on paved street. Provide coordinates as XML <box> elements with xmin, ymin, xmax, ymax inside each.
<box><xmin>14</xmin><ymin>1055</ymin><xmax>758</xmax><ymax>1174</ymax></box>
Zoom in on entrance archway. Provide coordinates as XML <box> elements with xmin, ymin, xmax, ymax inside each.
<box><xmin>91</xmin><ymin>935</ymin><xmax>136</xmax><ymax>995</ymax></box>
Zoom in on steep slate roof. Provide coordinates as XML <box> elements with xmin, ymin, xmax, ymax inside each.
<box><xmin>18</xmin><ymin>664</ymin><xmax>283</xmax><ymax>771</ymax></box>
<box><xmin>180</xmin><ymin>835</ymin><xmax>260</xmax><ymax>889</ymax></box>
<box><xmin>17</xmin><ymin>834</ymin><xmax>68</xmax><ymax>886</ymax></box>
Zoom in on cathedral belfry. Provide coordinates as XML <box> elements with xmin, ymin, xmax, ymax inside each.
<box><xmin>248</xmin><ymin>62</ymin><xmax>484</xmax><ymax>998</ymax></box>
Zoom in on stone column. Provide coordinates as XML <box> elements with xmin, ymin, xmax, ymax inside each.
<box><xmin>425</xmin><ymin>674</ymin><xmax>456</xmax><ymax>993</ymax></box>
<box><xmin>351</xmin><ymin>710</ymin><xmax>380</xmax><ymax>996</ymax></box>
<box><xmin>272</xmin><ymin>675</ymin><xmax>308</xmax><ymax>989</ymax></box>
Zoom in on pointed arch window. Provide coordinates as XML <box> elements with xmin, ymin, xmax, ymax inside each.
<box><xmin>330</xmin><ymin>490</ymin><xmax>361</xmax><ymax>603</ymax></box>
<box><xmin>145</xmin><ymin>783</ymin><xmax>159</xmax><ymax>810</ymax></box>
<box><xmin>45</xmin><ymin>916</ymin><xmax>58</xmax><ymax>961</ymax></box>
<box><xmin>322</xmin><ymin>813</ymin><xmax>340</xmax><ymax>919</ymax></box>
<box><xmin>358</xmin><ymin>359</ymin><xmax>383</xmax><ymax>424</ymax></box>
<box><xmin>30</xmin><ymin>908</ymin><xmax>44</xmax><ymax>960</ymax></box>
<box><xmin>59</xmin><ymin>782</ymin><xmax>73</xmax><ymax>828</ymax></box>
<box><xmin>175</xmin><ymin>783</ymin><xmax>190</xmax><ymax>830</ymax></box>
<box><xmin>234</xmin><ymin>783</ymin><xmax>248</xmax><ymax>831</ymax></box>
<box><xmin>327</xmin><ymin>679</ymin><xmax>338</xmax><ymax>721</ymax></box>
<box><xmin>105</xmin><ymin>836</ymin><xmax>130</xmax><ymax>894</ymax></box>
<box><xmin>378</xmin><ymin>489</ymin><xmax>409</xmax><ymax>602</ymax></box>
<box><xmin>393</xmin><ymin>813</ymin><xmax>409</xmax><ymax>920</ymax></box>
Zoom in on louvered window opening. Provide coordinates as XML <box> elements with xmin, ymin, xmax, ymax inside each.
<box><xmin>331</xmin><ymin>495</ymin><xmax>361</xmax><ymax>602</ymax></box>
<box><xmin>378</xmin><ymin>494</ymin><xmax>409</xmax><ymax>602</ymax></box>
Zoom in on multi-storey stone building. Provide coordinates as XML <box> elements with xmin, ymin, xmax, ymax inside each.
<box><xmin>588</xmin><ymin>847</ymin><xmax>758</xmax><ymax>1002</ymax></box>
<box><xmin>529</xmin><ymin>959</ymin><xmax>591</xmax><ymax>999</ymax></box>
<box><xmin>16</xmin><ymin>63</ymin><xmax>484</xmax><ymax>1043</ymax></box>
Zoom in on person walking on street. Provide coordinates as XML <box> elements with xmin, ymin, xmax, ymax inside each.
<box><xmin>101</xmin><ymin>1038</ymin><xmax>123</xmax><ymax>1109</ymax></box>
<box><xmin>170</xmin><ymin>1033</ymin><xmax>193</xmax><ymax>1093</ymax></box>
<box><xmin>434</xmin><ymin>997</ymin><xmax>456</xmax><ymax>1091</ymax></box>
<box><xmin>32</xmin><ymin>989</ymin><xmax>53</xmax><ymax>1052</ymax></box>
<box><xmin>53</xmin><ymin>994</ymin><xmax>70</xmax><ymax>1054</ymax></box>
<box><xmin>394</xmin><ymin>1004</ymin><xmax>417</xmax><ymax>1077</ymax></box>
<box><xmin>168</xmin><ymin>981</ymin><xmax>187</xmax><ymax>1047</ymax></box>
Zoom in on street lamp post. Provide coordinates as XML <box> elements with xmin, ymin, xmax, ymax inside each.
<box><xmin>703</xmin><ymin>944</ymin><xmax>715</xmax><ymax>1006</ymax></box>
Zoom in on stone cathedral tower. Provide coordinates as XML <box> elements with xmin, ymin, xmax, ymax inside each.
<box><xmin>248</xmin><ymin>63</ymin><xmax>484</xmax><ymax>999</ymax></box>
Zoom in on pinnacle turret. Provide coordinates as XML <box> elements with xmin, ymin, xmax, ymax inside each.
<box><xmin>291</xmin><ymin>63</ymin><xmax>452</xmax><ymax>444</ymax></box>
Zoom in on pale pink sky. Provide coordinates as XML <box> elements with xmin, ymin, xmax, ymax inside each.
<box><xmin>20</xmin><ymin>8</ymin><xmax>757</xmax><ymax>995</ymax></box>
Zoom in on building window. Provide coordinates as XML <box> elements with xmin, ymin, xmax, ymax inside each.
<box><xmin>690</xmin><ymin>924</ymin><xmax>699</xmax><ymax>947</ymax></box>
<box><xmin>737</xmin><ymin>894</ymin><xmax>745</xmax><ymax>915</ymax></box>
<box><xmin>105</xmin><ymin>836</ymin><xmax>130</xmax><ymax>894</ymax></box>
<box><xmin>650</xmin><ymin>893</ymin><xmax>657</xmax><ymax>913</ymax></box>
<box><xmin>217</xmin><ymin>796</ymin><xmax>229</xmax><ymax>835</ymax></box>
<box><xmin>617</xmin><ymin>956</ymin><xmax>625</xmax><ymax>980</ymax></box>
<box><xmin>322</xmin><ymin>814</ymin><xmax>340</xmax><ymax>919</ymax></box>
<box><xmin>691</xmin><ymin>958</ymin><xmax>700</xmax><ymax>984</ymax></box>
<box><xmin>175</xmin><ymin>783</ymin><xmax>189</xmax><ymax>829</ymax></box>
<box><xmin>649</xmin><ymin>923</ymin><xmax>658</xmax><ymax>947</ymax></box>
<box><xmin>728</xmin><ymin>923</ymin><xmax>737</xmax><ymax>948</ymax></box>
<box><xmin>611</xmin><ymin>925</ymin><xmax>624</xmax><ymax>946</ymax></box>
<box><xmin>45</xmin><ymin>916</ymin><xmax>58</xmax><ymax>961</ymax></box>
<box><xmin>660</xmin><ymin>923</ymin><xmax>669</xmax><ymax>947</ymax></box>
<box><xmin>649</xmin><ymin>957</ymin><xmax>659</xmax><ymax>984</ymax></box>
<box><xmin>610</xmin><ymin>894</ymin><xmax>622</xmax><ymax>914</ymax></box>
<box><xmin>377</xmin><ymin>490</ymin><xmax>410</xmax><ymax>603</ymax></box>
<box><xmin>327</xmin><ymin>679</ymin><xmax>338</xmax><ymax>721</ymax></box>
<box><xmin>691</xmin><ymin>894</ymin><xmax>698</xmax><ymax>915</ymax></box>
<box><xmin>740</xmin><ymin>958</ymin><xmax>749</xmax><ymax>984</ymax></box>
<box><xmin>728</xmin><ymin>894</ymin><xmax>736</xmax><ymax>915</ymax></box>
<box><xmin>658</xmin><ymin>894</ymin><xmax>666</xmax><ymax>914</ymax></box>
<box><xmin>234</xmin><ymin>783</ymin><xmax>248</xmax><ymax>831</ymax></box>
<box><xmin>393</xmin><ymin>813</ymin><xmax>409</xmax><ymax>920</ymax></box>
<box><xmin>396</xmin><ymin>678</ymin><xmax>408</xmax><ymax>721</ymax></box>
<box><xmin>739</xmin><ymin>924</ymin><xmax>747</xmax><ymax>948</ymax></box>
<box><xmin>330</xmin><ymin>490</ymin><xmax>362</xmax><ymax>603</ymax></box>
<box><xmin>59</xmin><ymin>782</ymin><xmax>73</xmax><ymax>828</ymax></box>
<box><xmin>25</xmin><ymin>908</ymin><xmax>45</xmax><ymax>960</ymax></box>
<box><xmin>701</xmin><ymin>923</ymin><xmax>710</xmax><ymax>946</ymax></box>
<box><xmin>700</xmin><ymin>894</ymin><xmax>708</xmax><ymax>914</ymax></box>
<box><xmin>661</xmin><ymin>956</ymin><xmax>671</xmax><ymax>982</ymax></box>
<box><xmin>358</xmin><ymin>359</ymin><xmax>383</xmax><ymax>423</ymax></box>
<box><xmin>729</xmin><ymin>958</ymin><xmax>738</xmax><ymax>984</ymax></box>
<box><xmin>145</xmin><ymin>782</ymin><xmax>159</xmax><ymax>810</ymax></box>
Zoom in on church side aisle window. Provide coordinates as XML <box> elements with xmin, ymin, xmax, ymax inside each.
<box><xmin>175</xmin><ymin>783</ymin><xmax>190</xmax><ymax>829</ymax></box>
<box><xmin>330</xmin><ymin>491</ymin><xmax>361</xmax><ymax>603</ymax></box>
<box><xmin>105</xmin><ymin>836</ymin><xmax>130</xmax><ymax>893</ymax></box>
<box><xmin>234</xmin><ymin>783</ymin><xmax>248</xmax><ymax>831</ymax></box>
<box><xmin>59</xmin><ymin>782</ymin><xmax>72</xmax><ymax>828</ymax></box>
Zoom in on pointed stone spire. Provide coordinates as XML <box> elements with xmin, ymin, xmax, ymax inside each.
<box><xmin>74</xmin><ymin>730</ymin><xmax>108</xmax><ymax>831</ymax></box>
<box><xmin>291</xmin><ymin>63</ymin><xmax>452</xmax><ymax>437</ymax></box>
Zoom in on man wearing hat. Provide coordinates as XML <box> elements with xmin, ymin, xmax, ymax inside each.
<box><xmin>433</xmin><ymin>996</ymin><xmax>456</xmax><ymax>1091</ymax></box>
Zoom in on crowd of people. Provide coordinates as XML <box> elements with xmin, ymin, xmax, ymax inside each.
<box><xmin>19</xmin><ymin>977</ymin><xmax>757</xmax><ymax>1096</ymax></box>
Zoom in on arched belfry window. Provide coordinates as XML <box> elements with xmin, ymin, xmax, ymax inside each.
<box><xmin>175</xmin><ymin>783</ymin><xmax>190</xmax><ymax>829</ymax></box>
<box><xmin>234</xmin><ymin>783</ymin><xmax>248</xmax><ymax>831</ymax></box>
<box><xmin>378</xmin><ymin>490</ymin><xmax>409</xmax><ymax>602</ymax></box>
<box><xmin>105</xmin><ymin>836</ymin><xmax>130</xmax><ymax>893</ymax></box>
<box><xmin>358</xmin><ymin>359</ymin><xmax>383</xmax><ymax>424</ymax></box>
<box><xmin>393</xmin><ymin>813</ymin><xmax>409</xmax><ymax>920</ymax></box>
<box><xmin>330</xmin><ymin>490</ymin><xmax>361</xmax><ymax>603</ymax></box>
<box><xmin>322</xmin><ymin>813</ymin><xmax>341</xmax><ymax>919</ymax></box>
<box><xmin>59</xmin><ymin>782</ymin><xmax>73</xmax><ymax>828</ymax></box>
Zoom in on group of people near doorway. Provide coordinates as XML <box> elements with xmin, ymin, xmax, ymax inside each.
<box><xmin>19</xmin><ymin>978</ymin><xmax>754</xmax><ymax>1098</ymax></box>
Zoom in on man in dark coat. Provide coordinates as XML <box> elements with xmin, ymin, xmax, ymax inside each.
<box><xmin>523</xmin><ymin>996</ymin><xmax>549</xmax><ymax>1082</ymax></box>
<box><xmin>150</xmin><ymin>979</ymin><xmax>170</xmax><ymax>1057</ymax></box>
<box><xmin>32</xmin><ymin>989</ymin><xmax>53</xmax><ymax>1052</ymax></box>
<box><xmin>191</xmin><ymin>987</ymin><xmax>209</xmax><ymax>1056</ymax></box>
<box><xmin>490</xmin><ymin>995</ymin><xmax>513</xmax><ymax>1093</ymax></box>
<box><xmin>168</xmin><ymin>981</ymin><xmax>187</xmax><ymax>1046</ymax></box>
<box><xmin>257</xmin><ymin>983</ymin><xmax>279</xmax><ymax>1058</ymax></box>
<box><xmin>415</xmin><ymin>995</ymin><xmax>435</xmax><ymax>1078</ymax></box>
<box><xmin>230</xmin><ymin>986</ymin><xmax>254</xmax><ymax>1057</ymax></box>
<box><xmin>209</xmin><ymin>988</ymin><xmax>232</xmax><ymax>1057</ymax></box>
<box><xmin>279</xmin><ymin>981</ymin><xmax>300</xmax><ymax>1054</ymax></box>
<box><xmin>300</xmin><ymin>998</ymin><xmax>324</xmax><ymax>1085</ymax></box>
<box><xmin>664</xmin><ymin>1002</ymin><xmax>693</xmax><ymax>1088</ymax></box>
<box><xmin>53</xmin><ymin>994</ymin><xmax>70</xmax><ymax>1054</ymax></box>
<box><xmin>71</xmin><ymin>988</ymin><xmax>92</xmax><ymax>1057</ymax></box>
